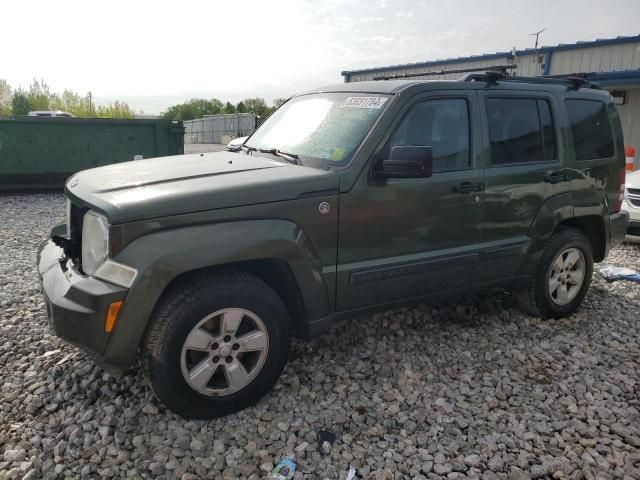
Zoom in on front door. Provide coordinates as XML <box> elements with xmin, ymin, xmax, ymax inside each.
<box><xmin>336</xmin><ymin>92</ymin><xmax>485</xmax><ymax>311</ymax></box>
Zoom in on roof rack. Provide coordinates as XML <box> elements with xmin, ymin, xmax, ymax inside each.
<box><xmin>463</xmin><ymin>71</ymin><xmax>602</xmax><ymax>89</ymax></box>
<box><xmin>372</xmin><ymin>63</ymin><xmax>603</xmax><ymax>89</ymax></box>
<box><xmin>373</xmin><ymin>64</ymin><xmax>516</xmax><ymax>81</ymax></box>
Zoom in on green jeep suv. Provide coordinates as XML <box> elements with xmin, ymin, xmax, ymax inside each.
<box><xmin>39</xmin><ymin>73</ymin><xmax>629</xmax><ymax>418</ymax></box>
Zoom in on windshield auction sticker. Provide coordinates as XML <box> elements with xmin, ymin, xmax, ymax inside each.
<box><xmin>342</xmin><ymin>96</ymin><xmax>388</xmax><ymax>109</ymax></box>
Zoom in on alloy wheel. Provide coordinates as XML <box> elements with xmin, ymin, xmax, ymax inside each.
<box><xmin>180</xmin><ymin>308</ymin><xmax>269</xmax><ymax>396</ymax></box>
<box><xmin>548</xmin><ymin>247</ymin><xmax>586</xmax><ymax>306</ymax></box>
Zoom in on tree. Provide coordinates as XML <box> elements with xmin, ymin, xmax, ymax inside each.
<box><xmin>242</xmin><ymin>97</ymin><xmax>270</xmax><ymax>117</ymax></box>
<box><xmin>1</xmin><ymin>79</ymin><xmax>134</xmax><ymax>118</ymax></box>
<box><xmin>27</xmin><ymin>79</ymin><xmax>51</xmax><ymax>111</ymax></box>
<box><xmin>273</xmin><ymin>97</ymin><xmax>288</xmax><ymax>108</ymax></box>
<box><xmin>95</xmin><ymin>101</ymin><xmax>134</xmax><ymax>119</ymax></box>
<box><xmin>161</xmin><ymin>98</ymin><xmax>224</xmax><ymax>120</ymax></box>
<box><xmin>11</xmin><ymin>89</ymin><xmax>31</xmax><ymax>115</ymax></box>
<box><xmin>161</xmin><ymin>96</ymin><xmax>287</xmax><ymax>120</ymax></box>
<box><xmin>0</xmin><ymin>80</ymin><xmax>12</xmax><ymax>115</ymax></box>
<box><xmin>49</xmin><ymin>90</ymin><xmax>92</xmax><ymax>117</ymax></box>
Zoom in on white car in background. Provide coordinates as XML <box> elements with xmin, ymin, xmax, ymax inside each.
<box><xmin>226</xmin><ymin>136</ymin><xmax>248</xmax><ymax>152</ymax></box>
<box><xmin>28</xmin><ymin>110</ymin><xmax>74</xmax><ymax>117</ymax></box>
<box><xmin>623</xmin><ymin>169</ymin><xmax>640</xmax><ymax>242</ymax></box>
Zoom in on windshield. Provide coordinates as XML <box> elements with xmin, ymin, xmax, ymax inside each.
<box><xmin>245</xmin><ymin>92</ymin><xmax>390</xmax><ymax>168</ymax></box>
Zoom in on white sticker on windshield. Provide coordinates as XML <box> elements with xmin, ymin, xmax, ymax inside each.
<box><xmin>342</xmin><ymin>96</ymin><xmax>388</xmax><ymax>109</ymax></box>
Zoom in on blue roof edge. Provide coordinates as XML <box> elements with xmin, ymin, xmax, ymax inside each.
<box><xmin>341</xmin><ymin>34</ymin><xmax>640</xmax><ymax>76</ymax></box>
<box><xmin>587</xmin><ymin>69</ymin><xmax>640</xmax><ymax>86</ymax></box>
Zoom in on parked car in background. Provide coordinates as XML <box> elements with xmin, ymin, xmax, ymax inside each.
<box><xmin>39</xmin><ymin>72</ymin><xmax>629</xmax><ymax>419</ymax></box>
<box><xmin>623</xmin><ymin>169</ymin><xmax>640</xmax><ymax>242</ymax></box>
<box><xmin>28</xmin><ymin>110</ymin><xmax>74</xmax><ymax>117</ymax></box>
<box><xmin>226</xmin><ymin>136</ymin><xmax>248</xmax><ymax>152</ymax></box>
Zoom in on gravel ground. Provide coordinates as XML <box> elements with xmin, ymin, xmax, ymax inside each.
<box><xmin>1</xmin><ymin>193</ymin><xmax>639</xmax><ymax>480</ymax></box>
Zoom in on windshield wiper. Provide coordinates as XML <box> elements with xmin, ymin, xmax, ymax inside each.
<box><xmin>258</xmin><ymin>148</ymin><xmax>300</xmax><ymax>165</ymax></box>
<box><xmin>241</xmin><ymin>145</ymin><xmax>257</xmax><ymax>153</ymax></box>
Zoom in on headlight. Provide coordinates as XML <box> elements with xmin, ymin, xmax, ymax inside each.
<box><xmin>80</xmin><ymin>210</ymin><xmax>138</xmax><ymax>288</ymax></box>
<box><xmin>82</xmin><ymin>210</ymin><xmax>109</xmax><ymax>275</ymax></box>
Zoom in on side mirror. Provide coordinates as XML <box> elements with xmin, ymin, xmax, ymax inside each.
<box><xmin>377</xmin><ymin>145</ymin><xmax>433</xmax><ymax>178</ymax></box>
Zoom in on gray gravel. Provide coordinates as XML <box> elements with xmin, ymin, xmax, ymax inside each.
<box><xmin>1</xmin><ymin>193</ymin><xmax>640</xmax><ymax>480</ymax></box>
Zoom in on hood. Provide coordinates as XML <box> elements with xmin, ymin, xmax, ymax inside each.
<box><xmin>66</xmin><ymin>151</ymin><xmax>339</xmax><ymax>224</ymax></box>
<box><xmin>627</xmin><ymin>169</ymin><xmax>640</xmax><ymax>188</ymax></box>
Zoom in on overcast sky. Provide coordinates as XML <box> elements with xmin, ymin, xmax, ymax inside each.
<box><xmin>3</xmin><ymin>0</ymin><xmax>639</xmax><ymax>114</ymax></box>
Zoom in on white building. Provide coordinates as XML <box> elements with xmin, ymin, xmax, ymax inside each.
<box><xmin>342</xmin><ymin>35</ymin><xmax>640</xmax><ymax>157</ymax></box>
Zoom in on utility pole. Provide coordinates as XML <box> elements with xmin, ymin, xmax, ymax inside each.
<box><xmin>88</xmin><ymin>91</ymin><xmax>93</xmax><ymax>116</ymax></box>
<box><xmin>530</xmin><ymin>28</ymin><xmax>547</xmax><ymax>74</ymax></box>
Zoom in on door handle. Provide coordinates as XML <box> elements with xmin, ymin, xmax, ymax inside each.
<box><xmin>454</xmin><ymin>182</ymin><xmax>484</xmax><ymax>194</ymax></box>
<box><xmin>543</xmin><ymin>172</ymin><xmax>569</xmax><ymax>184</ymax></box>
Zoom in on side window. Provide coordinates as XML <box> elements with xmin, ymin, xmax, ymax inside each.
<box><xmin>388</xmin><ymin>98</ymin><xmax>470</xmax><ymax>173</ymax></box>
<box><xmin>565</xmin><ymin>99</ymin><xmax>614</xmax><ymax>160</ymax></box>
<box><xmin>486</xmin><ymin>98</ymin><xmax>557</xmax><ymax>165</ymax></box>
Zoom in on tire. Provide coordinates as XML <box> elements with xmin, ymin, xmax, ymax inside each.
<box><xmin>515</xmin><ymin>227</ymin><xmax>594</xmax><ymax>319</ymax></box>
<box><xmin>143</xmin><ymin>271</ymin><xmax>290</xmax><ymax>419</ymax></box>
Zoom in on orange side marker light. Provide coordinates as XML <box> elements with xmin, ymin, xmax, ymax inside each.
<box><xmin>105</xmin><ymin>301</ymin><xmax>123</xmax><ymax>333</ymax></box>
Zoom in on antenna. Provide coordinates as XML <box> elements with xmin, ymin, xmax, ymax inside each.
<box><xmin>530</xmin><ymin>28</ymin><xmax>546</xmax><ymax>50</ymax></box>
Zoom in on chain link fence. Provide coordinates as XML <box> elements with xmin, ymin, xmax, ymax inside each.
<box><xmin>184</xmin><ymin>113</ymin><xmax>258</xmax><ymax>144</ymax></box>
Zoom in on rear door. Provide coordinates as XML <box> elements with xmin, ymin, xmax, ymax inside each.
<box><xmin>477</xmin><ymin>90</ymin><xmax>570</xmax><ymax>281</ymax></box>
<box><xmin>564</xmin><ymin>96</ymin><xmax>622</xmax><ymax>212</ymax></box>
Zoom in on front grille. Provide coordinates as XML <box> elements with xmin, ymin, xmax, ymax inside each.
<box><xmin>69</xmin><ymin>202</ymin><xmax>88</xmax><ymax>241</ymax></box>
<box><xmin>67</xmin><ymin>201</ymin><xmax>88</xmax><ymax>264</ymax></box>
<box><xmin>627</xmin><ymin>188</ymin><xmax>640</xmax><ymax>208</ymax></box>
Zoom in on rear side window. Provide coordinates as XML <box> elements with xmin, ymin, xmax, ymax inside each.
<box><xmin>486</xmin><ymin>98</ymin><xmax>557</xmax><ymax>165</ymax></box>
<box><xmin>388</xmin><ymin>98</ymin><xmax>470</xmax><ymax>173</ymax></box>
<box><xmin>565</xmin><ymin>99</ymin><xmax>614</xmax><ymax>160</ymax></box>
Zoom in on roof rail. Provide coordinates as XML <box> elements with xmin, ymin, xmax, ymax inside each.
<box><xmin>463</xmin><ymin>71</ymin><xmax>602</xmax><ymax>89</ymax></box>
<box><xmin>373</xmin><ymin>64</ymin><xmax>516</xmax><ymax>81</ymax></box>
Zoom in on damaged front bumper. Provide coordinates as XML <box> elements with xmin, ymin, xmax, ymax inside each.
<box><xmin>38</xmin><ymin>235</ymin><xmax>127</xmax><ymax>370</ymax></box>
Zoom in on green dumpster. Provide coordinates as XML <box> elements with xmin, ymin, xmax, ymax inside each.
<box><xmin>0</xmin><ymin>116</ymin><xmax>184</xmax><ymax>190</ymax></box>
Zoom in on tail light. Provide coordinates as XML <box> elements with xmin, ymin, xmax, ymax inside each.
<box><xmin>613</xmin><ymin>167</ymin><xmax>625</xmax><ymax>213</ymax></box>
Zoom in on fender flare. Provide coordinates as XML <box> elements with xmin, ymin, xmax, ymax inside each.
<box><xmin>103</xmin><ymin>219</ymin><xmax>331</xmax><ymax>369</ymax></box>
<box><xmin>521</xmin><ymin>190</ymin><xmax>609</xmax><ymax>276</ymax></box>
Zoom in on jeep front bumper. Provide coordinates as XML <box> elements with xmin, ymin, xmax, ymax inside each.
<box><xmin>38</xmin><ymin>238</ymin><xmax>127</xmax><ymax>365</ymax></box>
<box><xmin>610</xmin><ymin>210</ymin><xmax>630</xmax><ymax>248</ymax></box>
<box><xmin>622</xmin><ymin>200</ymin><xmax>640</xmax><ymax>243</ymax></box>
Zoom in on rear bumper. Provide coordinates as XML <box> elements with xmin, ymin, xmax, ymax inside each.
<box><xmin>38</xmin><ymin>238</ymin><xmax>127</xmax><ymax>369</ymax></box>
<box><xmin>610</xmin><ymin>211</ymin><xmax>630</xmax><ymax>249</ymax></box>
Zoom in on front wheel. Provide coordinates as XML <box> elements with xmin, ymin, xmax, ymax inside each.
<box><xmin>515</xmin><ymin>228</ymin><xmax>594</xmax><ymax>319</ymax></box>
<box><xmin>143</xmin><ymin>271</ymin><xmax>290</xmax><ymax>419</ymax></box>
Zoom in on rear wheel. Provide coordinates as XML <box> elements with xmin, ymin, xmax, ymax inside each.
<box><xmin>515</xmin><ymin>228</ymin><xmax>594</xmax><ymax>318</ymax></box>
<box><xmin>143</xmin><ymin>271</ymin><xmax>290</xmax><ymax>419</ymax></box>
